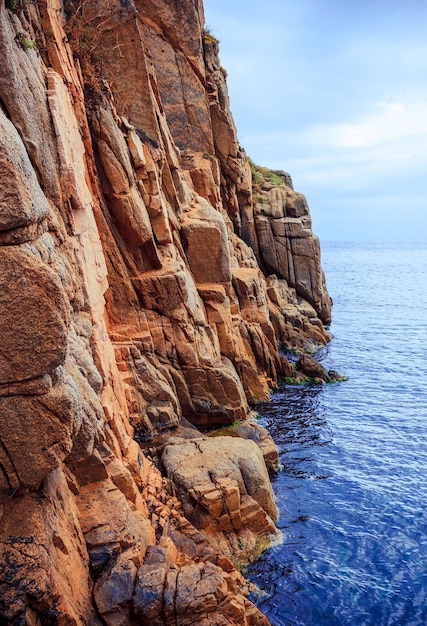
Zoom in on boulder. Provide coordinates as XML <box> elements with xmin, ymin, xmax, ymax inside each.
<box><xmin>296</xmin><ymin>354</ymin><xmax>329</xmax><ymax>382</ymax></box>
<box><xmin>212</xmin><ymin>420</ymin><xmax>279</xmax><ymax>473</ymax></box>
<box><xmin>181</xmin><ymin>201</ymin><xmax>232</xmax><ymax>284</ymax></box>
<box><xmin>94</xmin><ymin>553</ymin><xmax>138</xmax><ymax>625</ymax></box>
<box><xmin>0</xmin><ymin>109</ymin><xmax>50</xmax><ymax>235</ymax></box>
<box><xmin>0</xmin><ymin>382</ymin><xmax>80</xmax><ymax>490</ymax></box>
<box><xmin>161</xmin><ymin>436</ymin><xmax>278</xmax><ymax>536</ymax></box>
<box><xmin>0</xmin><ymin>247</ymin><xmax>69</xmax><ymax>385</ymax></box>
<box><xmin>134</xmin><ymin>559</ymin><xmax>259</xmax><ymax>626</ymax></box>
<box><xmin>182</xmin><ymin>359</ymin><xmax>248</xmax><ymax>426</ymax></box>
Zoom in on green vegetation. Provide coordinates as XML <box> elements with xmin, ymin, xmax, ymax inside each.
<box><xmin>327</xmin><ymin>375</ymin><xmax>349</xmax><ymax>383</ymax></box>
<box><xmin>278</xmin><ymin>342</ymin><xmax>302</xmax><ymax>356</ymax></box>
<box><xmin>261</xmin><ymin>169</ymin><xmax>284</xmax><ymax>186</ymax></box>
<box><xmin>5</xmin><ymin>0</ymin><xmax>18</xmax><ymax>12</ymax></box>
<box><xmin>248</xmin><ymin>157</ymin><xmax>285</xmax><ymax>188</ymax></box>
<box><xmin>202</xmin><ymin>28</ymin><xmax>219</xmax><ymax>45</ymax></box>
<box><xmin>278</xmin><ymin>375</ymin><xmax>314</xmax><ymax>385</ymax></box>
<box><xmin>15</xmin><ymin>32</ymin><xmax>37</xmax><ymax>50</ymax></box>
<box><xmin>181</xmin><ymin>149</ymin><xmax>195</xmax><ymax>163</ymax></box>
<box><xmin>278</xmin><ymin>373</ymin><xmax>349</xmax><ymax>385</ymax></box>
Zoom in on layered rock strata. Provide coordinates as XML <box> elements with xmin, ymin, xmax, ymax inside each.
<box><xmin>0</xmin><ymin>0</ymin><xmax>331</xmax><ymax>623</ymax></box>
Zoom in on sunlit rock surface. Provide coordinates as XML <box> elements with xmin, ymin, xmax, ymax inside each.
<box><xmin>0</xmin><ymin>0</ymin><xmax>331</xmax><ymax>623</ymax></box>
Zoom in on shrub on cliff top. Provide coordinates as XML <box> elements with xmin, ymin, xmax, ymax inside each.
<box><xmin>202</xmin><ymin>28</ymin><xmax>219</xmax><ymax>45</ymax></box>
<box><xmin>248</xmin><ymin>157</ymin><xmax>285</xmax><ymax>187</ymax></box>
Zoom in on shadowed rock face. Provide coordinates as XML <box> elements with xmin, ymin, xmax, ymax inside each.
<box><xmin>0</xmin><ymin>0</ymin><xmax>330</xmax><ymax>623</ymax></box>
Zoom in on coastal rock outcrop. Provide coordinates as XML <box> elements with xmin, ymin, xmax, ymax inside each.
<box><xmin>0</xmin><ymin>0</ymin><xmax>331</xmax><ymax>623</ymax></box>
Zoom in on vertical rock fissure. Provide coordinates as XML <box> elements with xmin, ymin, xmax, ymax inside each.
<box><xmin>0</xmin><ymin>0</ymin><xmax>332</xmax><ymax>624</ymax></box>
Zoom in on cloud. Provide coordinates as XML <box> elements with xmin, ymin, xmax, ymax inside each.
<box><xmin>203</xmin><ymin>0</ymin><xmax>427</xmax><ymax>240</ymax></box>
<box><xmin>307</xmin><ymin>99</ymin><xmax>427</xmax><ymax>148</ymax></box>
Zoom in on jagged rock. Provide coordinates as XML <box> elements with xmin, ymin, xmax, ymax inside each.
<box><xmin>0</xmin><ymin>247</ymin><xmax>69</xmax><ymax>385</ymax></box>
<box><xmin>94</xmin><ymin>552</ymin><xmax>138</xmax><ymax>625</ymax></box>
<box><xmin>182</xmin><ymin>201</ymin><xmax>232</xmax><ymax>284</ymax></box>
<box><xmin>0</xmin><ymin>382</ymin><xmax>81</xmax><ymax>491</ymax></box>
<box><xmin>0</xmin><ymin>109</ymin><xmax>50</xmax><ymax>237</ymax></box>
<box><xmin>134</xmin><ymin>559</ymin><xmax>257</xmax><ymax>626</ymax></box>
<box><xmin>131</xmin><ymin>260</ymin><xmax>206</xmax><ymax>323</ymax></box>
<box><xmin>161</xmin><ymin>436</ymin><xmax>278</xmax><ymax>553</ymax></box>
<box><xmin>0</xmin><ymin>0</ymin><xmax>334</xmax><ymax>622</ymax></box>
<box><xmin>0</xmin><ymin>1</ymin><xmax>61</xmax><ymax>201</ymax></box>
<box><xmin>0</xmin><ymin>469</ymin><xmax>98</xmax><ymax>623</ymax></box>
<box><xmin>133</xmin><ymin>560</ymin><xmax>168</xmax><ymax>623</ymax></box>
<box><xmin>251</xmin><ymin>164</ymin><xmax>332</xmax><ymax>324</ymax></box>
<box><xmin>182</xmin><ymin>358</ymin><xmax>248</xmax><ymax>426</ymax></box>
<box><xmin>76</xmin><ymin>479</ymin><xmax>155</xmax><ymax>554</ymax></box>
<box><xmin>296</xmin><ymin>354</ymin><xmax>329</xmax><ymax>381</ymax></box>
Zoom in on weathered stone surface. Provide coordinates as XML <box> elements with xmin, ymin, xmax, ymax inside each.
<box><xmin>296</xmin><ymin>354</ymin><xmax>345</xmax><ymax>383</ymax></box>
<box><xmin>76</xmin><ymin>478</ymin><xmax>155</xmax><ymax>552</ymax></box>
<box><xmin>182</xmin><ymin>358</ymin><xmax>248</xmax><ymax>426</ymax></box>
<box><xmin>0</xmin><ymin>469</ymin><xmax>97</xmax><ymax>623</ymax></box>
<box><xmin>47</xmin><ymin>69</ymin><xmax>93</xmax><ymax>219</ymax></box>
<box><xmin>0</xmin><ymin>1</ymin><xmax>61</xmax><ymax>200</ymax></box>
<box><xmin>250</xmin><ymin>165</ymin><xmax>332</xmax><ymax>323</ymax></box>
<box><xmin>0</xmin><ymin>247</ymin><xmax>69</xmax><ymax>385</ymax></box>
<box><xmin>134</xmin><ymin>558</ymin><xmax>259</xmax><ymax>626</ymax></box>
<box><xmin>97</xmin><ymin>133</ymin><xmax>157</xmax><ymax>250</ymax></box>
<box><xmin>211</xmin><ymin>419</ymin><xmax>279</xmax><ymax>473</ymax></box>
<box><xmin>296</xmin><ymin>354</ymin><xmax>330</xmax><ymax>382</ymax></box>
<box><xmin>131</xmin><ymin>260</ymin><xmax>206</xmax><ymax>323</ymax></box>
<box><xmin>133</xmin><ymin>560</ymin><xmax>168</xmax><ymax>622</ymax></box>
<box><xmin>182</xmin><ymin>201</ymin><xmax>232</xmax><ymax>284</ymax></box>
<box><xmin>162</xmin><ymin>436</ymin><xmax>278</xmax><ymax>538</ymax></box>
<box><xmin>144</xmin><ymin>27</ymin><xmax>214</xmax><ymax>154</ymax></box>
<box><xmin>0</xmin><ymin>0</ymin><xmax>334</xmax><ymax>623</ymax></box>
<box><xmin>0</xmin><ymin>382</ymin><xmax>80</xmax><ymax>490</ymax></box>
<box><xmin>94</xmin><ymin>552</ymin><xmax>138</xmax><ymax>624</ymax></box>
<box><xmin>0</xmin><ymin>109</ymin><xmax>50</xmax><ymax>235</ymax></box>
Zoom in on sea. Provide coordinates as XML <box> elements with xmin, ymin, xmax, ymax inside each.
<box><xmin>246</xmin><ymin>241</ymin><xmax>427</xmax><ymax>626</ymax></box>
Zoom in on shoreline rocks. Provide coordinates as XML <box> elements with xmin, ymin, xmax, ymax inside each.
<box><xmin>0</xmin><ymin>0</ymin><xmax>332</xmax><ymax>623</ymax></box>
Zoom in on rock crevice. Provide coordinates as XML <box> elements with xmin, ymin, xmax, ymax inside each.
<box><xmin>0</xmin><ymin>1</ymin><xmax>331</xmax><ymax>624</ymax></box>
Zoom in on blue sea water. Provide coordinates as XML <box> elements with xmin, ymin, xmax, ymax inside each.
<box><xmin>246</xmin><ymin>242</ymin><xmax>427</xmax><ymax>626</ymax></box>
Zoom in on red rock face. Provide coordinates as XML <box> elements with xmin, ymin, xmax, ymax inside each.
<box><xmin>0</xmin><ymin>0</ymin><xmax>331</xmax><ymax>623</ymax></box>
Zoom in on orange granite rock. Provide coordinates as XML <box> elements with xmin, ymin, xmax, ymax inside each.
<box><xmin>0</xmin><ymin>0</ymin><xmax>332</xmax><ymax>622</ymax></box>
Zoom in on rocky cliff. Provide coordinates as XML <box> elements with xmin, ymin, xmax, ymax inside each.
<box><xmin>0</xmin><ymin>1</ymin><xmax>332</xmax><ymax>624</ymax></box>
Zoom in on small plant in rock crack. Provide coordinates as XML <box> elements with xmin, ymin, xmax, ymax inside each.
<box><xmin>15</xmin><ymin>32</ymin><xmax>37</xmax><ymax>50</ymax></box>
<box><xmin>5</xmin><ymin>0</ymin><xmax>19</xmax><ymax>12</ymax></box>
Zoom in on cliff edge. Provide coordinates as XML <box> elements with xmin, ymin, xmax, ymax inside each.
<box><xmin>0</xmin><ymin>0</ymin><xmax>331</xmax><ymax>624</ymax></box>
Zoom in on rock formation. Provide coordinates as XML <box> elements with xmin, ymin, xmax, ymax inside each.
<box><xmin>0</xmin><ymin>0</ymin><xmax>332</xmax><ymax>623</ymax></box>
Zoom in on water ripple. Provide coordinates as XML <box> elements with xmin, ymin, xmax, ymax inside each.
<box><xmin>246</xmin><ymin>243</ymin><xmax>427</xmax><ymax>626</ymax></box>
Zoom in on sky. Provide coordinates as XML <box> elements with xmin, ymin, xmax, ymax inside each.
<box><xmin>202</xmin><ymin>0</ymin><xmax>427</xmax><ymax>241</ymax></box>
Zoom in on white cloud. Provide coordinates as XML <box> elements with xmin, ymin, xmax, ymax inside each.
<box><xmin>203</xmin><ymin>0</ymin><xmax>427</xmax><ymax>240</ymax></box>
<box><xmin>306</xmin><ymin>98</ymin><xmax>427</xmax><ymax>148</ymax></box>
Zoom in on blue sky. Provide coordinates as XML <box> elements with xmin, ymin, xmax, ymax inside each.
<box><xmin>202</xmin><ymin>0</ymin><xmax>427</xmax><ymax>241</ymax></box>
